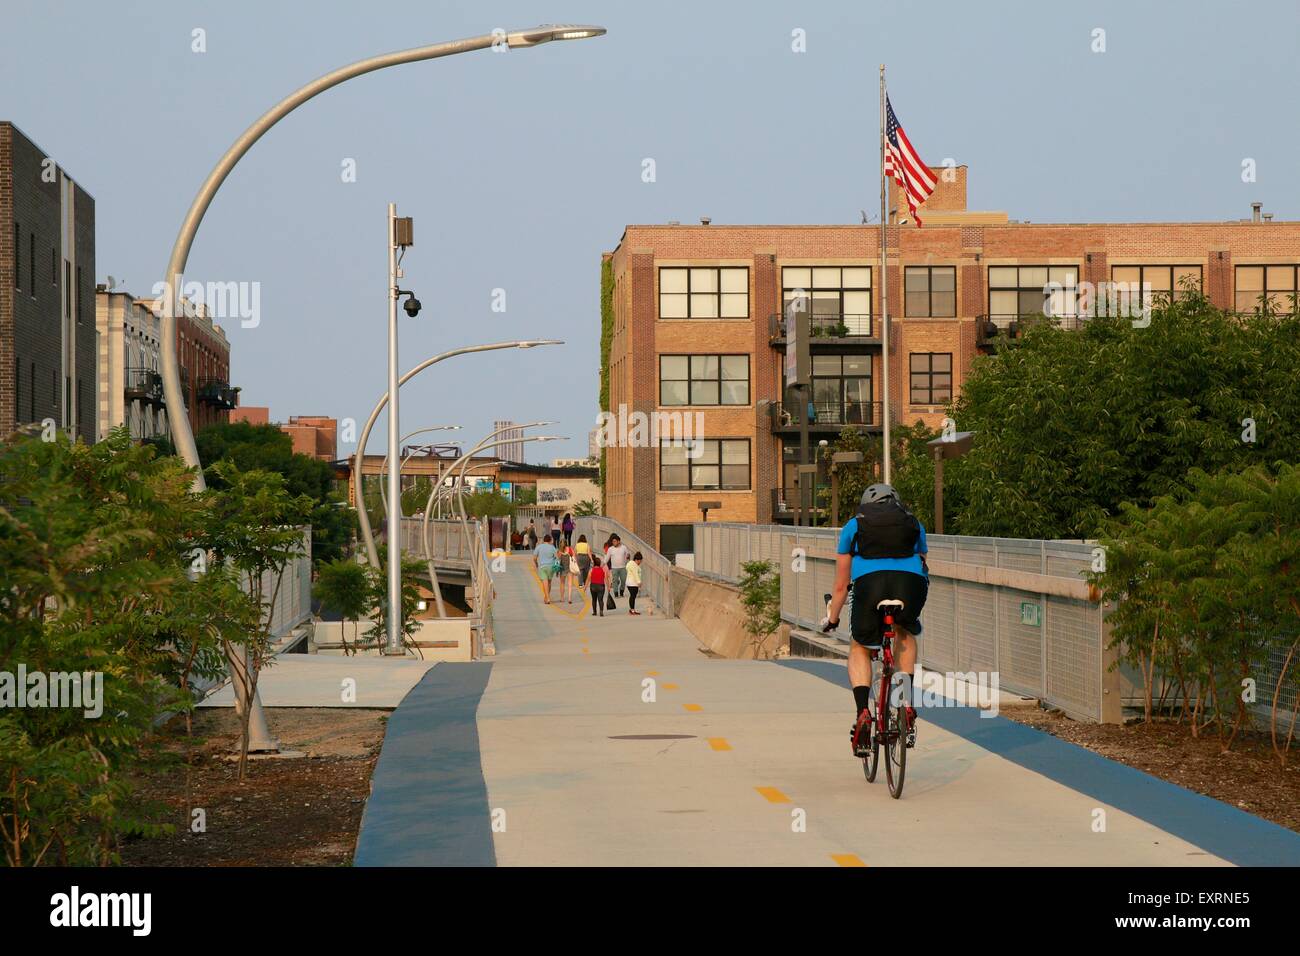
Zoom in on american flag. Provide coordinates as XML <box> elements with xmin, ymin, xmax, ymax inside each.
<box><xmin>883</xmin><ymin>95</ymin><xmax>937</xmax><ymax>226</ymax></box>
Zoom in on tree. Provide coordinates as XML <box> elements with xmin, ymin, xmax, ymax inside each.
<box><xmin>574</xmin><ymin>498</ymin><xmax>600</xmax><ymax>517</ymax></box>
<box><xmin>364</xmin><ymin>548</ymin><xmax>426</xmax><ymax>652</ymax></box>
<box><xmin>0</xmin><ymin>429</ymin><xmax>218</xmax><ymax>863</ymax></box>
<box><xmin>943</xmin><ymin>294</ymin><xmax>1300</xmax><ymax>539</ymax></box>
<box><xmin>463</xmin><ymin>488</ymin><xmax>513</xmax><ymax>519</ymax></box>
<box><xmin>200</xmin><ymin>461</ymin><xmax>313</xmax><ymax>779</ymax></box>
<box><xmin>197</xmin><ymin>421</ymin><xmax>354</xmax><ymax>565</ymax></box>
<box><xmin>314</xmin><ymin>558</ymin><xmax>372</xmax><ymax>655</ymax></box>
<box><xmin>1093</xmin><ymin>463</ymin><xmax>1300</xmax><ymax>762</ymax></box>
<box><xmin>737</xmin><ymin>560</ymin><xmax>783</xmax><ymax>659</ymax></box>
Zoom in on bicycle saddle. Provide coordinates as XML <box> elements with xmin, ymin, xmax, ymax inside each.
<box><xmin>876</xmin><ymin>599</ymin><xmax>906</xmax><ymax>610</ymax></box>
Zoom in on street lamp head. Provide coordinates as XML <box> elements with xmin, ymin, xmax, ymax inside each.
<box><xmin>516</xmin><ymin>339</ymin><xmax>564</xmax><ymax>349</ymax></box>
<box><xmin>533</xmin><ymin>436</ymin><xmax>566</xmax><ymax>443</ymax></box>
<box><xmin>507</xmin><ymin>24</ymin><xmax>606</xmax><ymax>48</ymax></box>
<box><xmin>520</xmin><ymin>420</ymin><xmax>558</xmax><ymax>429</ymax></box>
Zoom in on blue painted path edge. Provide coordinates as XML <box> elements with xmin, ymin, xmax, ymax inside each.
<box><xmin>779</xmin><ymin>658</ymin><xmax>1300</xmax><ymax>867</ymax></box>
<box><xmin>354</xmin><ymin>662</ymin><xmax>496</xmax><ymax>867</ymax></box>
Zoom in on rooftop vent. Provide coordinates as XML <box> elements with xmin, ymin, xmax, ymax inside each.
<box><xmin>1252</xmin><ymin>202</ymin><xmax>1262</xmax><ymax>222</ymax></box>
<box><xmin>700</xmin><ymin>216</ymin><xmax>712</xmax><ymax>225</ymax></box>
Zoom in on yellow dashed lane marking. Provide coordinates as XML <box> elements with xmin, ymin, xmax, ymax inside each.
<box><xmin>755</xmin><ymin>787</ymin><xmax>790</xmax><ymax>804</ymax></box>
<box><xmin>662</xmin><ymin>683</ymin><xmax>679</xmax><ymax>691</ymax></box>
<box><xmin>832</xmin><ymin>854</ymin><xmax>866</xmax><ymax>867</ymax></box>
<box><xmin>645</xmin><ymin>670</ymin><xmax>659</xmax><ymax>677</ymax></box>
<box><xmin>683</xmin><ymin>703</ymin><xmax>703</xmax><ymax>712</ymax></box>
<box><xmin>706</xmin><ymin>738</ymin><xmax>731</xmax><ymax>751</ymax></box>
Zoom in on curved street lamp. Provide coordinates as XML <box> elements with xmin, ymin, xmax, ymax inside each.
<box><xmin>414</xmin><ymin>421</ymin><xmax>555</xmax><ymax>575</ymax></box>
<box><xmin>156</xmin><ymin>26</ymin><xmax>605</xmax><ymax>489</ymax></box>
<box><xmin>353</xmin><ymin>343</ymin><xmax>561</xmax><ymax>569</ymax></box>
<box><xmin>418</xmin><ymin>434</ymin><xmax>561</xmax><ymax>648</ymax></box>
<box><xmin>378</xmin><ymin>424</ymin><xmax>461</xmax><ymax>512</ymax></box>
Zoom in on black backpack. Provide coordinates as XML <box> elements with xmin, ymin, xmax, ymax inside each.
<box><xmin>850</xmin><ymin>499</ymin><xmax>921</xmax><ymax>560</ymax></box>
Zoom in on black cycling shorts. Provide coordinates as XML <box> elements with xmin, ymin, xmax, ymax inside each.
<box><xmin>850</xmin><ymin>570</ymin><xmax>928</xmax><ymax>648</ymax></box>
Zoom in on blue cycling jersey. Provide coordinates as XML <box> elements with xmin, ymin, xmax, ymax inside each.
<box><xmin>837</xmin><ymin>516</ymin><xmax>928</xmax><ymax>580</ymax></box>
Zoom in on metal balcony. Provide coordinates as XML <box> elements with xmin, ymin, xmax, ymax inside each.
<box><xmin>769</xmin><ymin>313</ymin><xmax>877</xmax><ymax>346</ymax></box>
<box><xmin>123</xmin><ymin>367</ymin><xmax>165</xmax><ymax>406</ymax></box>
<box><xmin>768</xmin><ymin>400</ymin><xmax>884</xmax><ymax>435</ymax></box>
<box><xmin>198</xmin><ymin>378</ymin><xmax>240</xmax><ymax>409</ymax></box>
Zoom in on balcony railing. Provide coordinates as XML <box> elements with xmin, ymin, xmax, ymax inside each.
<box><xmin>198</xmin><ymin>379</ymin><xmax>239</xmax><ymax>409</ymax></box>
<box><xmin>769</xmin><ymin>400</ymin><xmax>883</xmax><ymax>432</ymax></box>
<box><xmin>123</xmin><ymin>367</ymin><xmax>165</xmax><ymax>406</ymax></box>
<box><xmin>976</xmin><ymin>312</ymin><xmax>1093</xmax><ymax>350</ymax></box>
<box><xmin>769</xmin><ymin>313</ymin><xmax>875</xmax><ymax>342</ymax></box>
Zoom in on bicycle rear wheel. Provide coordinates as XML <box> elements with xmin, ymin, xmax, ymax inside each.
<box><xmin>884</xmin><ymin>700</ymin><xmax>907</xmax><ymax>798</ymax></box>
<box><xmin>860</xmin><ymin>718</ymin><xmax>879</xmax><ymax>782</ymax></box>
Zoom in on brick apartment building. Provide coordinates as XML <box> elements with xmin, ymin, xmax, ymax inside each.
<box><xmin>0</xmin><ymin>122</ymin><xmax>96</xmax><ymax>442</ymax></box>
<box><xmin>603</xmin><ymin>167</ymin><xmax>1300</xmax><ymax>556</ymax></box>
<box><xmin>230</xmin><ymin>405</ymin><xmax>338</xmax><ymax>461</ymax></box>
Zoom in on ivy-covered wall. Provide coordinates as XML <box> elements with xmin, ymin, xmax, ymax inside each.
<box><xmin>598</xmin><ymin>255</ymin><xmax>614</xmax><ymax>512</ymax></box>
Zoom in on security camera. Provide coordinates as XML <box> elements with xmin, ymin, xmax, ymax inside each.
<box><xmin>403</xmin><ymin>296</ymin><xmax>422</xmax><ymax>318</ymax></box>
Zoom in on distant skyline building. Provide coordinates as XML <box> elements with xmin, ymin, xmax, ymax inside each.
<box><xmin>587</xmin><ymin>426</ymin><xmax>600</xmax><ymax>460</ymax></box>
<box><xmin>493</xmin><ymin>419</ymin><xmax>524</xmax><ymax>463</ymax></box>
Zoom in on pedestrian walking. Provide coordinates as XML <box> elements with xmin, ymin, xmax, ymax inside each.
<box><xmin>557</xmin><ymin>539</ymin><xmax>578</xmax><ymax>604</ymax></box>
<box><xmin>589</xmin><ymin>555</ymin><xmax>607</xmax><ymax>617</ymax></box>
<box><xmin>526</xmin><ymin>519</ymin><xmax>538</xmax><ymax>550</ymax></box>
<box><xmin>562</xmin><ymin>512</ymin><xmax>575</xmax><ymax>547</ymax></box>
<box><xmin>532</xmin><ymin>532</ymin><xmax>560</xmax><ymax>605</ymax></box>
<box><xmin>606</xmin><ymin>535</ymin><xmax>632</xmax><ymax>598</ymax></box>
<box><xmin>574</xmin><ymin>534</ymin><xmax>592</xmax><ymax>588</ymax></box>
<box><xmin>550</xmin><ymin>514</ymin><xmax>562</xmax><ymax>546</ymax></box>
<box><xmin>627</xmin><ymin>552</ymin><xmax>643</xmax><ymax>615</ymax></box>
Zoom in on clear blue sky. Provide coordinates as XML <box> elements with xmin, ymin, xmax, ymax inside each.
<box><xmin>3</xmin><ymin>1</ymin><xmax>1296</xmax><ymax>460</ymax></box>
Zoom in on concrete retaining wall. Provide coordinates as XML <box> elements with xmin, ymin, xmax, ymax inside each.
<box><xmin>670</xmin><ymin>568</ymin><xmax>788</xmax><ymax>660</ymax></box>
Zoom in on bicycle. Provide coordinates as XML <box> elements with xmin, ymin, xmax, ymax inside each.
<box><xmin>822</xmin><ymin>592</ymin><xmax>911</xmax><ymax>799</ymax></box>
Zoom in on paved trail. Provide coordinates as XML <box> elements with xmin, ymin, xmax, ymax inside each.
<box><xmin>355</xmin><ymin>554</ymin><xmax>1300</xmax><ymax>866</ymax></box>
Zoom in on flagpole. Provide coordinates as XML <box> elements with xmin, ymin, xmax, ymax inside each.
<box><xmin>879</xmin><ymin>64</ymin><xmax>892</xmax><ymax>484</ymax></box>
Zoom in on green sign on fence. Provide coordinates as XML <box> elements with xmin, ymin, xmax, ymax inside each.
<box><xmin>1020</xmin><ymin>602</ymin><xmax>1042</xmax><ymax>627</ymax></box>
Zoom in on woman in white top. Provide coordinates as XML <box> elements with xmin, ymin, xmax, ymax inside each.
<box><xmin>626</xmin><ymin>552</ymin><xmax>644</xmax><ymax>615</ymax></box>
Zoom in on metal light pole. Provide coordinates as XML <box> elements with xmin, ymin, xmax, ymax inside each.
<box><xmin>384</xmin><ymin>205</ymin><xmax>404</xmax><ymax>655</ymax></box>
<box><xmin>353</xmin><ymin>344</ymin><xmax>561</xmax><ymax>572</ymax></box>
<box><xmin>420</xmin><ymin>434</ymin><xmax>562</xmax><ymax>622</ymax></box>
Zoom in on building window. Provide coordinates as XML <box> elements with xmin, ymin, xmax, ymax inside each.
<box><xmin>905</xmin><ymin>266</ymin><xmax>956</xmax><ymax>317</ymax></box>
<box><xmin>13</xmin><ymin>223</ymin><xmax>20</xmax><ymax>291</ymax></box>
<box><xmin>30</xmin><ymin>362</ymin><xmax>36</xmax><ymax>421</ymax></box>
<box><xmin>1108</xmin><ymin>265</ymin><xmax>1201</xmax><ymax>315</ymax></box>
<box><xmin>910</xmin><ymin>353</ymin><xmax>953</xmax><ymax>405</ymax></box>
<box><xmin>659</xmin><ymin>267</ymin><xmax>749</xmax><ymax>319</ymax></box>
<box><xmin>660</xmin><ymin>439</ymin><xmax>750</xmax><ymax>491</ymax></box>
<box><xmin>987</xmin><ymin>265</ymin><xmax>1079</xmax><ymax>322</ymax></box>
<box><xmin>29</xmin><ymin>234</ymin><xmax>36</xmax><ymax>296</ymax></box>
<box><xmin>781</xmin><ymin>266</ymin><xmax>872</xmax><ymax>335</ymax></box>
<box><xmin>64</xmin><ymin>262</ymin><xmax>72</xmax><ymax>318</ymax></box>
<box><xmin>51</xmin><ymin>248</ymin><xmax>57</xmax><ymax>286</ymax></box>
<box><xmin>659</xmin><ymin>354</ymin><xmax>749</xmax><ymax>406</ymax></box>
<box><xmin>76</xmin><ymin>266</ymin><xmax>83</xmax><ymax>324</ymax></box>
<box><xmin>660</xmin><ymin>524</ymin><xmax>695</xmax><ymax>561</ymax></box>
<box><xmin>796</xmin><ymin>354</ymin><xmax>874</xmax><ymax>425</ymax></box>
<box><xmin>1234</xmin><ymin>265</ymin><xmax>1298</xmax><ymax>313</ymax></box>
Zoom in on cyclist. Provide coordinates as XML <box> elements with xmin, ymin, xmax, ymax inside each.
<box><xmin>821</xmin><ymin>483</ymin><xmax>928</xmax><ymax>754</ymax></box>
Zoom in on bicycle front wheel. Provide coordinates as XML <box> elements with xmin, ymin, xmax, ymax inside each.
<box><xmin>884</xmin><ymin>702</ymin><xmax>907</xmax><ymax>799</ymax></box>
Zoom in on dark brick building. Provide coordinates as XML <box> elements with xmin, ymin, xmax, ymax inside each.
<box><xmin>0</xmin><ymin>121</ymin><xmax>96</xmax><ymax>442</ymax></box>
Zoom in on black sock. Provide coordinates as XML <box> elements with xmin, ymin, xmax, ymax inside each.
<box><xmin>852</xmin><ymin>685</ymin><xmax>872</xmax><ymax>716</ymax></box>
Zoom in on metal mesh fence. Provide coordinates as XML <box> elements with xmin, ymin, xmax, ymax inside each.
<box><xmin>690</xmin><ymin>522</ymin><xmax>1105</xmax><ymax>721</ymax></box>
